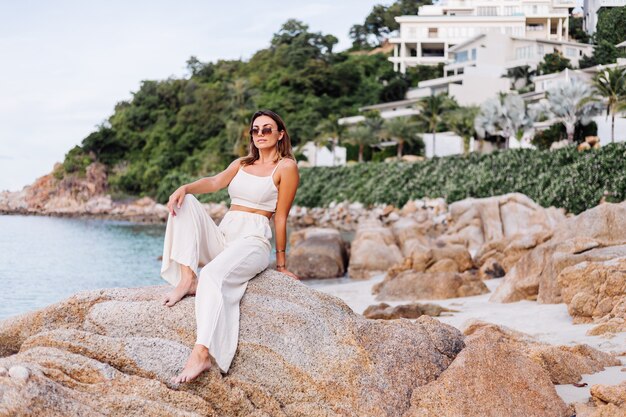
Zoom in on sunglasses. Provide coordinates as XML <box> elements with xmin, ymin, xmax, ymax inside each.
<box><xmin>250</xmin><ymin>126</ymin><xmax>280</xmax><ymax>137</ymax></box>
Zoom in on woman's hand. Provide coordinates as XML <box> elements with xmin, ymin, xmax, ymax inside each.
<box><xmin>167</xmin><ymin>186</ymin><xmax>187</xmax><ymax>216</ymax></box>
<box><xmin>277</xmin><ymin>267</ymin><xmax>299</xmax><ymax>280</ymax></box>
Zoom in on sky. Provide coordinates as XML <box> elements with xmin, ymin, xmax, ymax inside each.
<box><xmin>0</xmin><ymin>0</ymin><xmax>385</xmax><ymax>192</ymax></box>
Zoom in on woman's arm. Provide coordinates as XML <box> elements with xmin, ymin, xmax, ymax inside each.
<box><xmin>167</xmin><ymin>158</ymin><xmax>242</xmax><ymax>216</ymax></box>
<box><xmin>273</xmin><ymin>159</ymin><xmax>300</xmax><ymax>279</ymax></box>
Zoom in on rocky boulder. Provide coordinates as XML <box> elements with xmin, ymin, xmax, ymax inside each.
<box><xmin>462</xmin><ymin>320</ymin><xmax>620</xmax><ymax>384</ymax></box>
<box><xmin>558</xmin><ymin>257</ymin><xmax>626</xmax><ymax>335</ymax></box>
<box><xmin>445</xmin><ymin>193</ymin><xmax>566</xmax><ymax>256</ymax></box>
<box><xmin>473</xmin><ymin>230</ymin><xmax>553</xmax><ymax>279</ymax></box>
<box><xmin>403</xmin><ymin>327</ymin><xmax>571</xmax><ymax>417</ymax></box>
<box><xmin>491</xmin><ymin>202</ymin><xmax>626</xmax><ymax>304</ymax></box>
<box><xmin>286</xmin><ymin>227</ymin><xmax>349</xmax><ymax>279</ymax></box>
<box><xmin>372</xmin><ymin>270</ymin><xmax>488</xmax><ymax>301</ymax></box>
<box><xmin>362</xmin><ymin>302</ymin><xmax>456</xmax><ymax>320</ymax></box>
<box><xmin>347</xmin><ymin>219</ymin><xmax>403</xmax><ymax>279</ymax></box>
<box><xmin>0</xmin><ymin>270</ymin><xmax>465</xmax><ymax>417</ymax></box>
<box><xmin>574</xmin><ymin>381</ymin><xmax>626</xmax><ymax>417</ymax></box>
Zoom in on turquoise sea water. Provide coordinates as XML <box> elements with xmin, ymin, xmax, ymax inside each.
<box><xmin>0</xmin><ymin>215</ymin><xmax>167</xmax><ymax>320</ymax></box>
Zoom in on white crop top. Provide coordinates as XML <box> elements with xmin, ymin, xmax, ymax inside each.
<box><xmin>227</xmin><ymin>159</ymin><xmax>282</xmax><ymax>212</ymax></box>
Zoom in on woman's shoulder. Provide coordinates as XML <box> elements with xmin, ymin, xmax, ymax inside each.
<box><xmin>278</xmin><ymin>157</ymin><xmax>298</xmax><ymax>170</ymax></box>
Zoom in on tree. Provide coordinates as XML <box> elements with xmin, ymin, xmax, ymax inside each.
<box><xmin>568</xmin><ymin>16</ymin><xmax>590</xmax><ymax>44</ymax></box>
<box><xmin>349</xmin><ymin>0</ymin><xmax>430</xmax><ymax>49</ymax></box>
<box><xmin>314</xmin><ymin>116</ymin><xmax>345</xmax><ymax>166</ymax></box>
<box><xmin>447</xmin><ymin>106</ymin><xmax>480</xmax><ymax>154</ymax></box>
<box><xmin>506</xmin><ymin>65</ymin><xmax>535</xmax><ymax>90</ymax></box>
<box><xmin>596</xmin><ymin>6</ymin><xmax>626</xmax><ymax>46</ymax></box>
<box><xmin>415</xmin><ymin>93</ymin><xmax>457</xmax><ymax>156</ymax></box>
<box><xmin>592</xmin><ymin>67</ymin><xmax>626</xmax><ymax>143</ymax></box>
<box><xmin>544</xmin><ymin>79</ymin><xmax>604</xmax><ymax>143</ymax></box>
<box><xmin>344</xmin><ymin>124</ymin><xmax>379</xmax><ymax>163</ymax></box>
<box><xmin>537</xmin><ymin>51</ymin><xmax>572</xmax><ymax>75</ymax></box>
<box><xmin>579</xmin><ymin>40</ymin><xmax>622</xmax><ymax>68</ymax></box>
<box><xmin>475</xmin><ymin>93</ymin><xmax>533</xmax><ymax>149</ymax></box>
<box><xmin>383</xmin><ymin>116</ymin><xmax>421</xmax><ymax>158</ymax></box>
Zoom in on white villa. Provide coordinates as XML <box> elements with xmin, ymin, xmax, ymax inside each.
<box><xmin>583</xmin><ymin>0</ymin><xmax>626</xmax><ymax>34</ymax></box>
<box><xmin>417</xmin><ymin>31</ymin><xmax>593</xmax><ymax>105</ymax></box>
<box><xmin>300</xmin><ymin>141</ymin><xmax>347</xmax><ymax>167</ymax></box>
<box><xmin>389</xmin><ymin>0</ymin><xmax>576</xmax><ymax>72</ymax></box>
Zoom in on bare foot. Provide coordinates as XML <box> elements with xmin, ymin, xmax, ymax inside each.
<box><xmin>171</xmin><ymin>344</ymin><xmax>213</xmax><ymax>384</ymax></box>
<box><xmin>163</xmin><ymin>269</ymin><xmax>197</xmax><ymax>307</ymax></box>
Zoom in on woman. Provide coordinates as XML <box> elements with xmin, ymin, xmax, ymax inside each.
<box><xmin>159</xmin><ymin>109</ymin><xmax>300</xmax><ymax>384</ymax></box>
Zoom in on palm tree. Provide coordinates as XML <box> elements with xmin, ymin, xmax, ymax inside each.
<box><xmin>415</xmin><ymin>93</ymin><xmax>457</xmax><ymax>157</ymax></box>
<box><xmin>383</xmin><ymin>116</ymin><xmax>421</xmax><ymax>158</ymax></box>
<box><xmin>592</xmin><ymin>67</ymin><xmax>626</xmax><ymax>143</ymax></box>
<box><xmin>447</xmin><ymin>106</ymin><xmax>479</xmax><ymax>154</ymax></box>
<box><xmin>314</xmin><ymin>115</ymin><xmax>344</xmax><ymax>166</ymax></box>
<box><xmin>545</xmin><ymin>79</ymin><xmax>604</xmax><ymax>143</ymax></box>
<box><xmin>506</xmin><ymin>65</ymin><xmax>536</xmax><ymax>90</ymax></box>
<box><xmin>475</xmin><ymin>93</ymin><xmax>533</xmax><ymax>149</ymax></box>
<box><xmin>344</xmin><ymin>124</ymin><xmax>379</xmax><ymax>163</ymax></box>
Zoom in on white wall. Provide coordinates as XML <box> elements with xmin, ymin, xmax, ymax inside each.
<box><xmin>592</xmin><ymin>114</ymin><xmax>626</xmax><ymax>145</ymax></box>
<box><xmin>301</xmin><ymin>141</ymin><xmax>347</xmax><ymax>166</ymax></box>
<box><xmin>422</xmin><ymin>131</ymin><xmax>465</xmax><ymax>157</ymax></box>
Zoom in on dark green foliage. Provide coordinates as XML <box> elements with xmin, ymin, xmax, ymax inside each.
<box><xmin>596</xmin><ymin>7</ymin><xmax>626</xmax><ymax>46</ymax></box>
<box><xmin>405</xmin><ymin>64</ymin><xmax>444</xmax><ymax>87</ymax></box>
<box><xmin>537</xmin><ymin>52</ymin><xmax>572</xmax><ymax>75</ymax></box>
<box><xmin>580</xmin><ymin>40</ymin><xmax>623</xmax><ymax>68</ymax></box>
<box><xmin>62</xmin><ymin>146</ymin><xmax>94</xmax><ymax>176</ymax></box>
<box><xmin>204</xmin><ymin>143</ymin><xmax>624</xmax><ymax>215</ymax></box>
<box><xmin>568</xmin><ymin>16</ymin><xmax>590</xmax><ymax>44</ymax></box>
<box><xmin>531</xmin><ymin>122</ymin><xmax>598</xmax><ymax>150</ymax></box>
<box><xmin>579</xmin><ymin>8</ymin><xmax>626</xmax><ymax>68</ymax></box>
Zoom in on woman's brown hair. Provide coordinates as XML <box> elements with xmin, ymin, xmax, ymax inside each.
<box><xmin>240</xmin><ymin>109</ymin><xmax>295</xmax><ymax>166</ymax></box>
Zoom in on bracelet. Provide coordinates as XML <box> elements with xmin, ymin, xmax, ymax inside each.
<box><xmin>275</xmin><ymin>249</ymin><xmax>286</xmax><ymax>253</ymax></box>
<box><xmin>276</xmin><ymin>264</ymin><xmax>286</xmax><ymax>269</ymax></box>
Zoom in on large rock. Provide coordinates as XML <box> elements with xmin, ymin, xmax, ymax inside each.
<box><xmin>372</xmin><ymin>270</ymin><xmax>488</xmax><ymax>301</ymax></box>
<box><xmin>558</xmin><ymin>257</ymin><xmax>626</xmax><ymax>335</ymax></box>
<box><xmin>574</xmin><ymin>381</ymin><xmax>626</xmax><ymax>417</ymax></box>
<box><xmin>491</xmin><ymin>202</ymin><xmax>626</xmax><ymax>304</ymax></box>
<box><xmin>362</xmin><ymin>302</ymin><xmax>456</xmax><ymax>320</ymax></box>
<box><xmin>445</xmin><ymin>193</ymin><xmax>566</xmax><ymax>256</ymax></box>
<box><xmin>0</xmin><ymin>270</ymin><xmax>465</xmax><ymax>417</ymax></box>
<box><xmin>473</xmin><ymin>230</ymin><xmax>553</xmax><ymax>279</ymax></box>
<box><xmin>384</xmin><ymin>243</ymin><xmax>475</xmax><ymax>288</ymax></box>
<box><xmin>286</xmin><ymin>227</ymin><xmax>349</xmax><ymax>279</ymax></box>
<box><xmin>462</xmin><ymin>320</ymin><xmax>620</xmax><ymax>384</ymax></box>
<box><xmin>347</xmin><ymin>219</ymin><xmax>403</xmax><ymax>279</ymax></box>
<box><xmin>403</xmin><ymin>327</ymin><xmax>571</xmax><ymax>417</ymax></box>
<box><xmin>390</xmin><ymin>217</ymin><xmax>431</xmax><ymax>257</ymax></box>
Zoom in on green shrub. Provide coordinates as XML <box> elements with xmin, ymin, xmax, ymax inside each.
<box><xmin>274</xmin><ymin>143</ymin><xmax>625</xmax><ymax>214</ymax></box>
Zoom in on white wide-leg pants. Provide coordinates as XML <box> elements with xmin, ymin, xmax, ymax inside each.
<box><xmin>160</xmin><ymin>194</ymin><xmax>271</xmax><ymax>373</ymax></box>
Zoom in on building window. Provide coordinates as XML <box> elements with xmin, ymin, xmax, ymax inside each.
<box><xmin>566</xmin><ymin>47</ymin><xmax>577</xmax><ymax>57</ymax></box>
<box><xmin>537</xmin><ymin>44</ymin><xmax>544</xmax><ymax>55</ymax></box>
<box><xmin>477</xmin><ymin>6</ymin><xmax>498</xmax><ymax>16</ymax></box>
<box><xmin>515</xmin><ymin>46</ymin><xmax>533</xmax><ymax>60</ymax></box>
<box><xmin>471</xmin><ymin>48</ymin><xmax>477</xmax><ymax>60</ymax></box>
<box><xmin>456</xmin><ymin>50</ymin><xmax>469</xmax><ymax>63</ymax></box>
<box><xmin>527</xmin><ymin>23</ymin><xmax>544</xmax><ymax>32</ymax></box>
<box><xmin>428</xmin><ymin>27</ymin><xmax>438</xmax><ymax>38</ymax></box>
